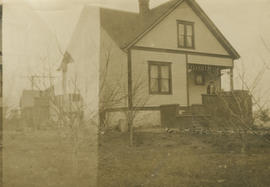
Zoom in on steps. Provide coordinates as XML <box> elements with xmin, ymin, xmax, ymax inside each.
<box><xmin>176</xmin><ymin>105</ymin><xmax>211</xmax><ymax>129</ymax></box>
<box><xmin>160</xmin><ymin>104</ymin><xmax>211</xmax><ymax>129</ymax></box>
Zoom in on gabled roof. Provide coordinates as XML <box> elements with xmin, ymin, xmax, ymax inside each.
<box><xmin>100</xmin><ymin>0</ymin><xmax>240</xmax><ymax>59</ymax></box>
<box><xmin>100</xmin><ymin>0</ymin><xmax>180</xmax><ymax>49</ymax></box>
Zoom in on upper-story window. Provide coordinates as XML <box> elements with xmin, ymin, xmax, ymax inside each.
<box><xmin>177</xmin><ymin>20</ymin><xmax>194</xmax><ymax>49</ymax></box>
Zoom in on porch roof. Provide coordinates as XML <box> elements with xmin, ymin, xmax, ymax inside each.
<box><xmin>188</xmin><ymin>63</ymin><xmax>231</xmax><ymax>72</ymax></box>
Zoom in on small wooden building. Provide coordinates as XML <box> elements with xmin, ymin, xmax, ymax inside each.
<box><xmin>20</xmin><ymin>90</ymin><xmax>50</xmax><ymax>129</ymax></box>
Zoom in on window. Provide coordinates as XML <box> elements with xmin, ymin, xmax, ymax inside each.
<box><xmin>195</xmin><ymin>72</ymin><xmax>205</xmax><ymax>85</ymax></box>
<box><xmin>148</xmin><ymin>61</ymin><xmax>172</xmax><ymax>94</ymax></box>
<box><xmin>177</xmin><ymin>20</ymin><xmax>194</xmax><ymax>49</ymax></box>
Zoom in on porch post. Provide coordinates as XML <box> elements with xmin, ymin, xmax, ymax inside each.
<box><xmin>230</xmin><ymin>68</ymin><xmax>234</xmax><ymax>91</ymax></box>
<box><xmin>127</xmin><ymin>49</ymin><xmax>133</xmax><ymax>110</ymax></box>
<box><xmin>185</xmin><ymin>54</ymin><xmax>190</xmax><ymax>107</ymax></box>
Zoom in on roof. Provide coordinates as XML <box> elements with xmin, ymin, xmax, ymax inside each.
<box><xmin>101</xmin><ymin>0</ymin><xmax>180</xmax><ymax>49</ymax></box>
<box><xmin>100</xmin><ymin>0</ymin><xmax>240</xmax><ymax>59</ymax></box>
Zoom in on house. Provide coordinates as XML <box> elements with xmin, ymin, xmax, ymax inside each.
<box><xmin>99</xmin><ymin>0</ymin><xmax>246</xmax><ymax>128</ymax></box>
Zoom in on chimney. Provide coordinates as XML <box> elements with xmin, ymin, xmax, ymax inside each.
<box><xmin>138</xmin><ymin>0</ymin><xmax>150</xmax><ymax>17</ymax></box>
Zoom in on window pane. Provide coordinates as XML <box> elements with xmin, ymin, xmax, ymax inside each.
<box><xmin>178</xmin><ymin>23</ymin><xmax>185</xmax><ymax>47</ymax></box>
<box><xmin>178</xmin><ymin>35</ymin><xmax>184</xmax><ymax>47</ymax></box>
<box><xmin>186</xmin><ymin>25</ymin><xmax>193</xmax><ymax>35</ymax></box>
<box><xmin>161</xmin><ymin>66</ymin><xmax>169</xmax><ymax>79</ymax></box>
<box><xmin>178</xmin><ymin>23</ymin><xmax>185</xmax><ymax>35</ymax></box>
<box><xmin>150</xmin><ymin>65</ymin><xmax>158</xmax><ymax>78</ymax></box>
<box><xmin>150</xmin><ymin>78</ymin><xmax>159</xmax><ymax>92</ymax></box>
<box><xmin>161</xmin><ymin>79</ymin><xmax>169</xmax><ymax>92</ymax></box>
<box><xmin>186</xmin><ymin>36</ymin><xmax>193</xmax><ymax>47</ymax></box>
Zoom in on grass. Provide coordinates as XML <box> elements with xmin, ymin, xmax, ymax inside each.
<box><xmin>2</xmin><ymin>126</ymin><xmax>98</xmax><ymax>187</ymax></box>
<box><xmin>98</xmin><ymin>130</ymin><xmax>270</xmax><ymax>187</ymax></box>
<box><xmin>2</xmin><ymin>124</ymin><xmax>270</xmax><ymax>187</ymax></box>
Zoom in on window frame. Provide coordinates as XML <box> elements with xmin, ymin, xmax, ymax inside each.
<box><xmin>148</xmin><ymin>61</ymin><xmax>172</xmax><ymax>95</ymax></box>
<box><xmin>177</xmin><ymin>20</ymin><xmax>195</xmax><ymax>49</ymax></box>
<box><xmin>194</xmin><ymin>72</ymin><xmax>205</xmax><ymax>85</ymax></box>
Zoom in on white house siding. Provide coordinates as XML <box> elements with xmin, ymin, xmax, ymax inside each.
<box><xmin>188</xmin><ymin>55</ymin><xmax>233</xmax><ymax>67</ymax></box>
<box><xmin>135</xmin><ymin>1</ymin><xmax>229</xmax><ymax>56</ymax></box>
<box><xmin>105</xmin><ymin>49</ymin><xmax>187</xmax><ymax>128</ymax></box>
<box><xmin>131</xmin><ymin>49</ymin><xmax>187</xmax><ymax>107</ymax></box>
<box><xmin>100</xmin><ymin>27</ymin><xmax>128</xmax><ymax>108</ymax></box>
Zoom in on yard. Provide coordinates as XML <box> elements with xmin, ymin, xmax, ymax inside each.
<box><xmin>2</xmin><ymin>125</ymin><xmax>270</xmax><ymax>187</ymax></box>
<box><xmin>98</xmin><ymin>129</ymin><xmax>270</xmax><ymax>187</ymax></box>
<box><xmin>2</xmin><ymin>125</ymin><xmax>98</xmax><ymax>187</ymax></box>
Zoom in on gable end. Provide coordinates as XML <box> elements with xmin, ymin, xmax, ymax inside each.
<box><xmin>124</xmin><ymin>0</ymin><xmax>240</xmax><ymax>59</ymax></box>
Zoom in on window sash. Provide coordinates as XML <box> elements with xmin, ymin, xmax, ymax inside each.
<box><xmin>160</xmin><ymin>78</ymin><xmax>170</xmax><ymax>92</ymax></box>
<box><xmin>149</xmin><ymin>63</ymin><xmax>172</xmax><ymax>94</ymax></box>
<box><xmin>177</xmin><ymin>21</ymin><xmax>194</xmax><ymax>48</ymax></box>
<box><xmin>150</xmin><ymin>78</ymin><xmax>159</xmax><ymax>93</ymax></box>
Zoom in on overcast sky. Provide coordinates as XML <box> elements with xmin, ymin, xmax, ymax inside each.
<box><xmin>3</xmin><ymin>0</ymin><xmax>270</xmax><ymax>108</ymax></box>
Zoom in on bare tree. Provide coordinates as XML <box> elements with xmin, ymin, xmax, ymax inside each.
<box><xmin>99</xmin><ymin>45</ymin><xmax>150</xmax><ymax>146</ymax></box>
<box><xmin>202</xmin><ymin>38</ymin><xmax>270</xmax><ymax>153</ymax></box>
<box><xmin>124</xmin><ymin>76</ymin><xmax>150</xmax><ymax>146</ymax></box>
<box><xmin>23</xmin><ymin>37</ymin><xmax>99</xmax><ymax>183</ymax></box>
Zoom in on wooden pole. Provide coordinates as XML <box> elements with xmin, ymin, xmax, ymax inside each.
<box><xmin>127</xmin><ymin>50</ymin><xmax>134</xmax><ymax>146</ymax></box>
<box><xmin>186</xmin><ymin>54</ymin><xmax>190</xmax><ymax>107</ymax></box>
<box><xmin>230</xmin><ymin>68</ymin><xmax>234</xmax><ymax>91</ymax></box>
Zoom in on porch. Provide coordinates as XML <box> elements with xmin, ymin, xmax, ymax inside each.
<box><xmin>187</xmin><ymin>63</ymin><xmax>234</xmax><ymax>106</ymax></box>
<box><xmin>160</xmin><ymin>90</ymin><xmax>253</xmax><ymax>129</ymax></box>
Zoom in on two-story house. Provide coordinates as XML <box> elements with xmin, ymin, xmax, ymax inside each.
<box><xmin>100</xmin><ymin>0</ymin><xmax>241</xmax><ymax>128</ymax></box>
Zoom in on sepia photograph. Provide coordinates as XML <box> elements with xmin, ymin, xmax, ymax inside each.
<box><xmin>1</xmin><ymin>0</ymin><xmax>270</xmax><ymax>186</ymax></box>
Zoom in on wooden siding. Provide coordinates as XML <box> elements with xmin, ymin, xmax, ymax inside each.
<box><xmin>135</xmin><ymin>1</ymin><xmax>229</xmax><ymax>56</ymax></box>
<box><xmin>100</xmin><ymin>27</ymin><xmax>128</xmax><ymax>108</ymax></box>
<box><xmin>188</xmin><ymin>54</ymin><xmax>233</xmax><ymax>67</ymax></box>
<box><xmin>131</xmin><ymin>49</ymin><xmax>187</xmax><ymax>107</ymax></box>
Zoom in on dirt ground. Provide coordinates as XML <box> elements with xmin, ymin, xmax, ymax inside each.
<box><xmin>98</xmin><ymin>130</ymin><xmax>270</xmax><ymax>187</ymax></box>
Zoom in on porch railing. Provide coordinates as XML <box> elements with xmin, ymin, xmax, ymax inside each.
<box><xmin>202</xmin><ymin>90</ymin><xmax>253</xmax><ymax>125</ymax></box>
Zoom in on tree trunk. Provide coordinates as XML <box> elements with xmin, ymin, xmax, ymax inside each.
<box><xmin>240</xmin><ymin>132</ymin><xmax>247</xmax><ymax>154</ymax></box>
<box><xmin>129</xmin><ymin>119</ymin><xmax>134</xmax><ymax>147</ymax></box>
<box><xmin>72</xmin><ymin>128</ymin><xmax>79</xmax><ymax>186</ymax></box>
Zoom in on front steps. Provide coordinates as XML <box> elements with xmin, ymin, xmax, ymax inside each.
<box><xmin>177</xmin><ymin>104</ymin><xmax>211</xmax><ymax>129</ymax></box>
<box><xmin>161</xmin><ymin>104</ymin><xmax>211</xmax><ymax>129</ymax></box>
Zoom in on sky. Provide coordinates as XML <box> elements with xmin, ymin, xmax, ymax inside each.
<box><xmin>2</xmin><ymin>0</ymin><xmax>270</xmax><ymax>109</ymax></box>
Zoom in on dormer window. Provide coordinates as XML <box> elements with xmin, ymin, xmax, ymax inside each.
<box><xmin>177</xmin><ymin>20</ymin><xmax>194</xmax><ymax>49</ymax></box>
